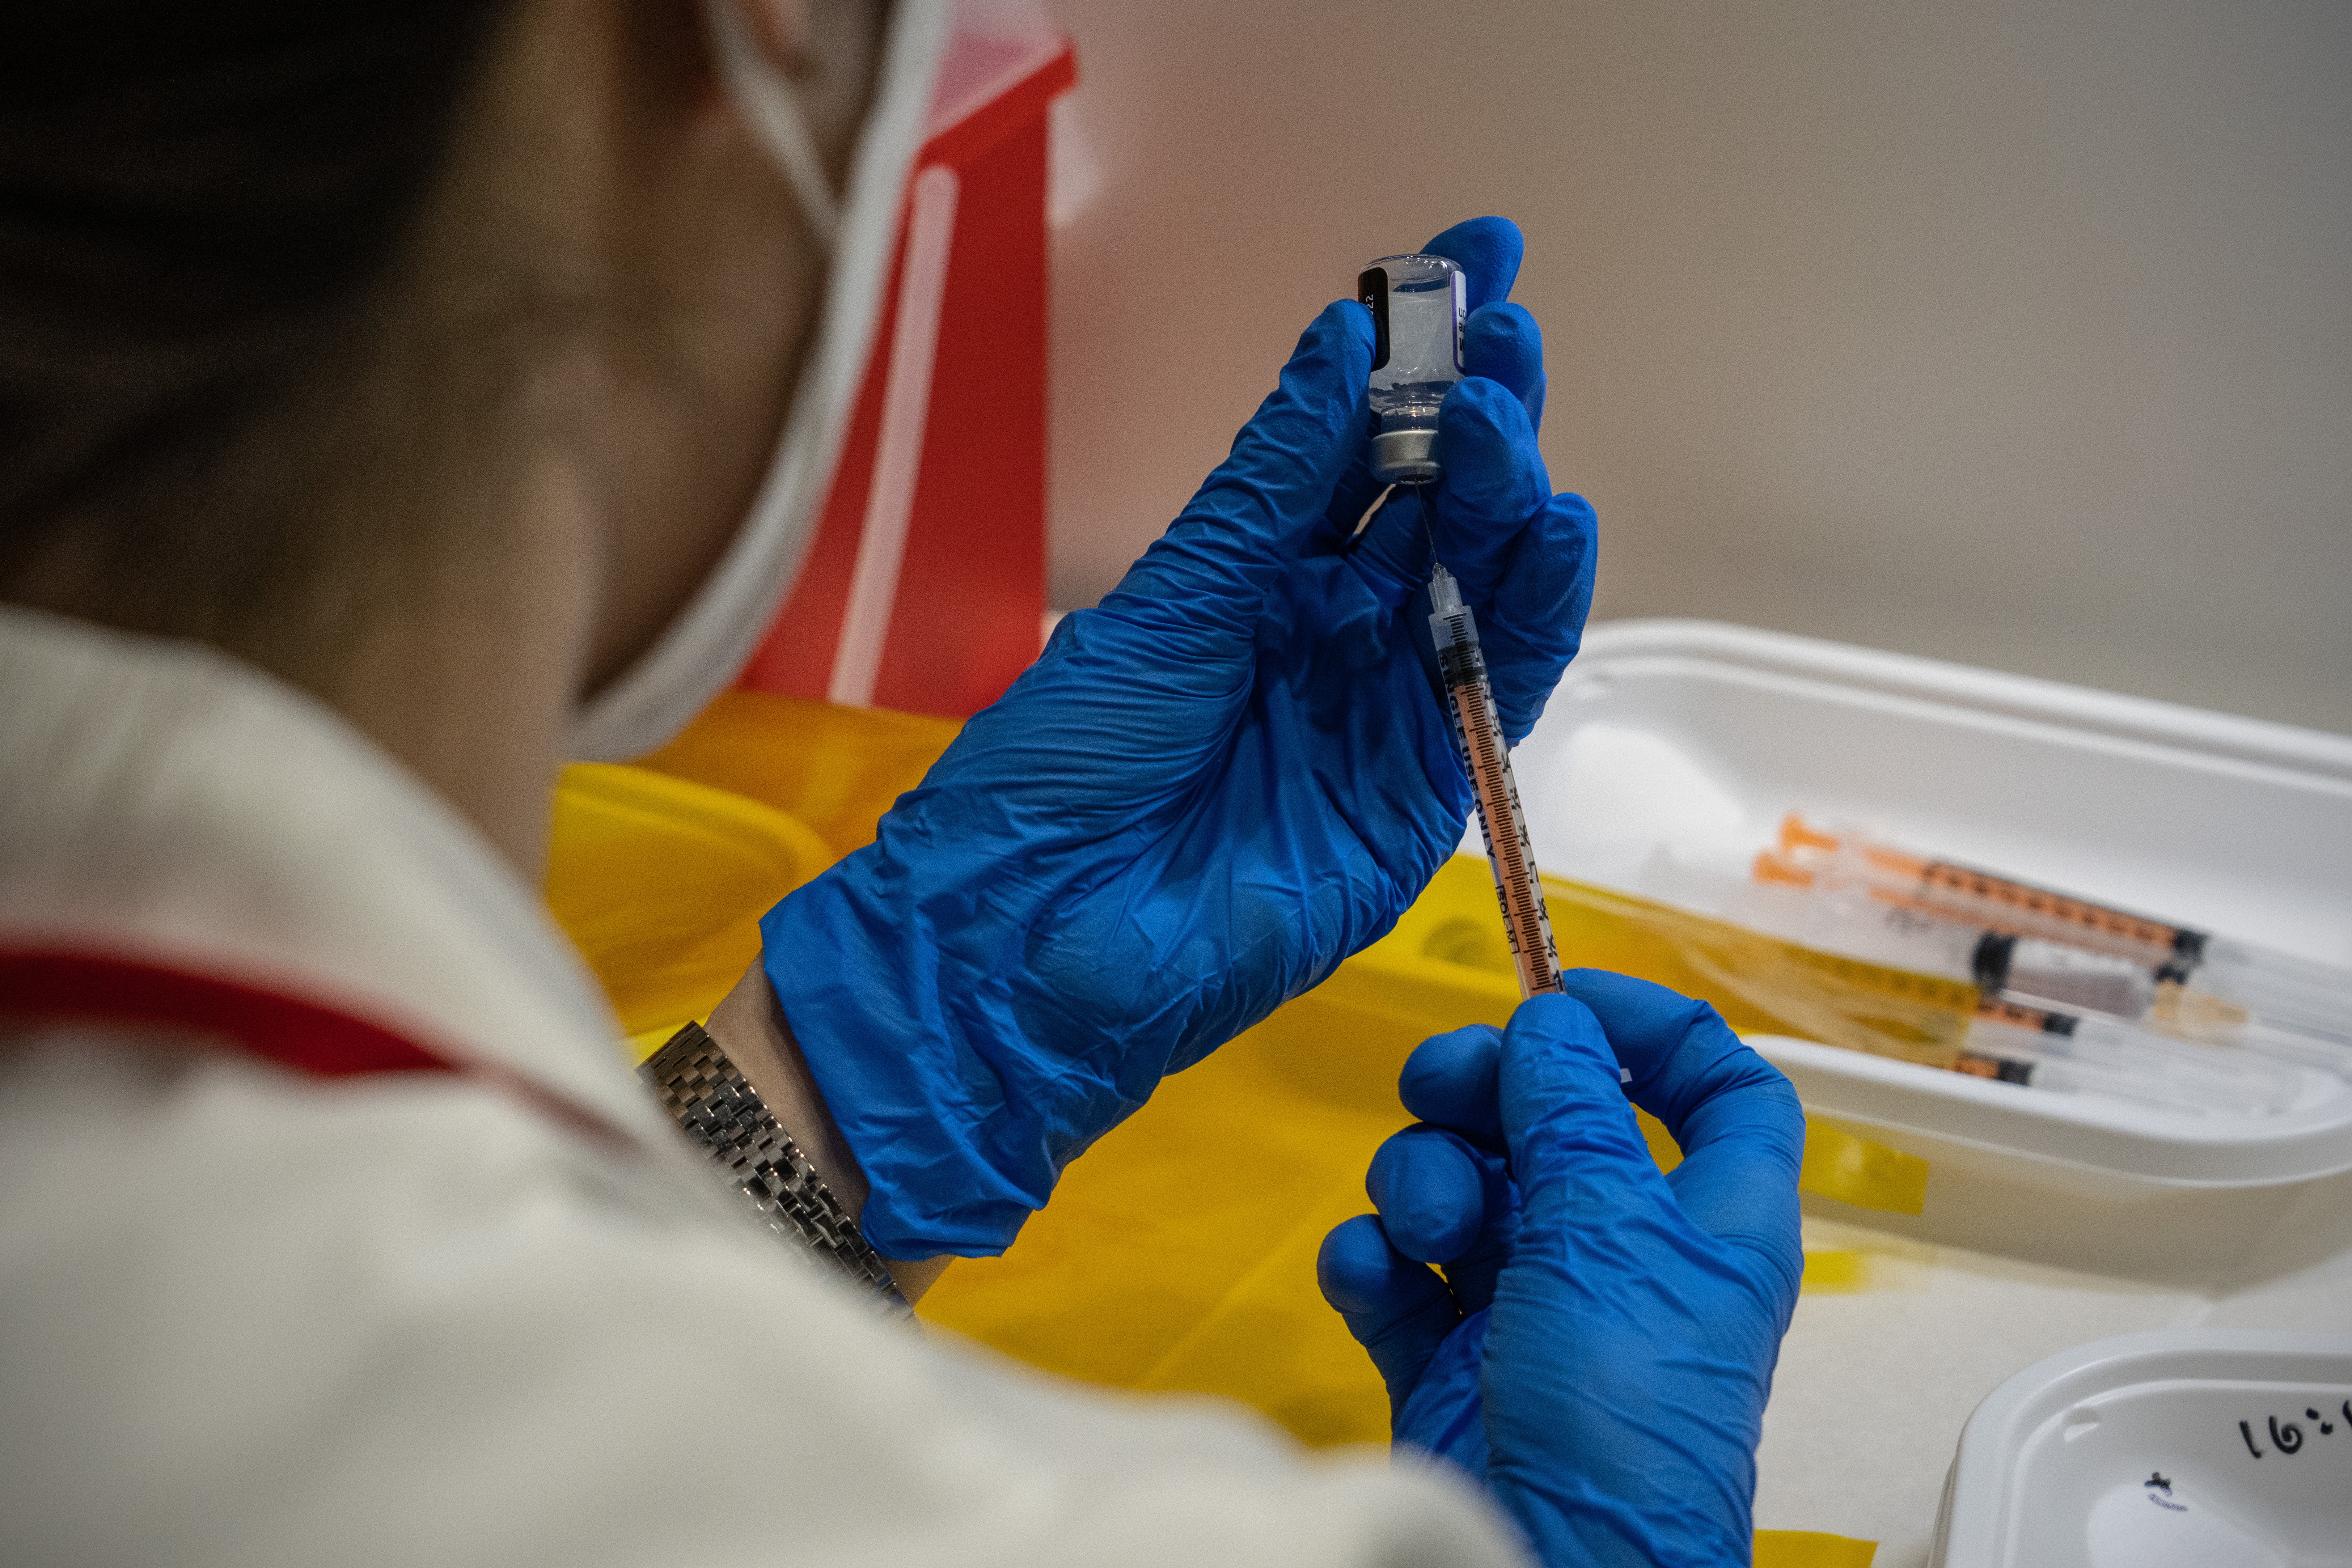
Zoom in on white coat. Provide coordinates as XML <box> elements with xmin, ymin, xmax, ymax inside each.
<box><xmin>0</xmin><ymin>606</ymin><xmax>1522</xmax><ymax>1568</ymax></box>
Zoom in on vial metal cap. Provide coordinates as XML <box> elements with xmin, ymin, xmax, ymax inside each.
<box><xmin>1370</xmin><ymin>428</ymin><xmax>1440</xmax><ymax>484</ymax></box>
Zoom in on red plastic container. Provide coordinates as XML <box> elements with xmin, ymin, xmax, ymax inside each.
<box><xmin>736</xmin><ymin>20</ymin><xmax>1075</xmax><ymax>719</ymax></box>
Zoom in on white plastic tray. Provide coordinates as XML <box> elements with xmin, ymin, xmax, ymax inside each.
<box><xmin>1928</xmin><ymin>1330</ymin><xmax>2352</xmax><ymax>1567</ymax></box>
<box><xmin>1515</xmin><ymin>620</ymin><xmax>2352</xmax><ymax>1199</ymax></box>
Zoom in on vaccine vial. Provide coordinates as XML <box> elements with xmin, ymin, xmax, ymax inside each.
<box><xmin>1358</xmin><ymin>253</ymin><xmax>1466</xmax><ymax>484</ymax></box>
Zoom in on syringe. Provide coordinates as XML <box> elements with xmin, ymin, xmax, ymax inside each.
<box><xmin>1737</xmin><ymin>847</ymin><xmax>2348</xmax><ymax>1077</ymax></box>
<box><xmin>1429</xmin><ymin>561</ymin><xmax>1562</xmax><ymax>1000</ymax></box>
<box><xmin>1777</xmin><ymin>814</ymin><xmax>2352</xmax><ymax>1051</ymax></box>
<box><xmin>1958</xmin><ymin>997</ymin><xmax>2302</xmax><ymax>1117</ymax></box>
<box><xmin>1638</xmin><ymin>841</ymin><xmax>2316</xmax><ymax>1110</ymax></box>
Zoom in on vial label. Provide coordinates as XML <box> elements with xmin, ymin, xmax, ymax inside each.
<box><xmin>1358</xmin><ymin>267</ymin><xmax>1391</xmax><ymax>370</ymax></box>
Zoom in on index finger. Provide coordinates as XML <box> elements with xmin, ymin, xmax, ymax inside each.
<box><xmin>1420</xmin><ymin>215</ymin><xmax>1523</xmax><ymax>311</ymax></box>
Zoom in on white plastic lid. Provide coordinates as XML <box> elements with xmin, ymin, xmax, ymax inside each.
<box><xmin>1931</xmin><ymin>1330</ymin><xmax>2352</xmax><ymax>1567</ymax></box>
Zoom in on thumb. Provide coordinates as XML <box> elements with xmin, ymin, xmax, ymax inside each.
<box><xmin>1497</xmin><ymin>993</ymin><xmax>1674</xmax><ymax>1234</ymax></box>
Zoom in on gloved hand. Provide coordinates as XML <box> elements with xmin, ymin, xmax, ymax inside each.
<box><xmin>1317</xmin><ymin>973</ymin><xmax>1805</xmax><ymax>1567</ymax></box>
<box><xmin>760</xmin><ymin>216</ymin><xmax>1597</xmax><ymax>1257</ymax></box>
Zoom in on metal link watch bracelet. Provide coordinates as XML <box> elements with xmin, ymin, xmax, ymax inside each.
<box><xmin>640</xmin><ymin>1020</ymin><xmax>909</xmax><ymax>1315</ymax></box>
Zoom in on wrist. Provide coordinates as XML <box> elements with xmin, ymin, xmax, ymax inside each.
<box><xmin>758</xmin><ymin>867</ymin><xmax>1057</xmax><ymax>1259</ymax></box>
<box><xmin>706</xmin><ymin>963</ymin><xmax>868</xmax><ymax>1214</ymax></box>
<box><xmin>694</xmin><ymin>965</ymin><xmax>951</xmax><ymax>1303</ymax></box>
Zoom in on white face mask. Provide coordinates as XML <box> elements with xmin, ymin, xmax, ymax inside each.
<box><xmin>572</xmin><ymin>0</ymin><xmax>953</xmax><ymax>762</ymax></box>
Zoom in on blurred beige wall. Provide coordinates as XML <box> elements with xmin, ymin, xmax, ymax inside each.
<box><xmin>1042</xmin><ymin>0</ymin><xmax>2352</xmax><ymax>733</ymax></box>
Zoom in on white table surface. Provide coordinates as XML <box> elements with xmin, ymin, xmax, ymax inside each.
<box><xmin>1754</xmin><ymin>1171</ymin><xmax>2352</xmax><ymax>1562</ymax></box>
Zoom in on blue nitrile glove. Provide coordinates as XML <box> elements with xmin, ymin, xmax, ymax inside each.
<box><xmin>759</xmin><ymin>216</ymin><xmax>1598</xmax><ymax>1258</ymax></box>
<box><xmin>1317</xmin><ymin>973</ymin><xmax>1806</xmax><ymax>1567</ymax></box>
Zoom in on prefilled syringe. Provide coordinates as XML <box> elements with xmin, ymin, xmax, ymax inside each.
<box><xmin>1779</xmin><ymin>814</ymin><xmax>2352</xmax><ymax>1050</ymax></box>
<box><xmin>1958</xmin><ymin>998</ymin><xmax>2302</xmax><ymax>1116</ymax></box>
<box><xmin>1638</xmin><ymin>840</ymin><xmax>2321</xmax><ymax>1107</ymax></box>
<box><xmin>1740</xmin><ymin>847</ymin><xmax>2349</xmax><ymax>1077</ymax></box>
<box><xmin>1430</xmin><ymin>562</ymin><xmax>1562</xmax><ymax>999</ymax></box>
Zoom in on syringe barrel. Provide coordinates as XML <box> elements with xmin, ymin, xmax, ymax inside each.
<box><xmin>1784</xmin><ymin>814</ymin><xmax>2206</xmax><ymax>966</ymax></box>
<box><xmin>1429</xmin><ymin>568</ymin><xmax>1561</xmax><ymax>1000</ymax></box>
<box><xmin>1974</xmin><ymin>933</ymin><xmax>2158</xmax><ymax>1022</ymax></box>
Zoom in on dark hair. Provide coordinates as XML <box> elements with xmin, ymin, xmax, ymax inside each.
<box><xmin>0</xmin><ymin>3</ymin><xmax>516</xmax><ymax>658</ymax></box>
